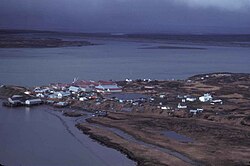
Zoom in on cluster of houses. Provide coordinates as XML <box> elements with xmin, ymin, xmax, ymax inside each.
<box><xmin>158</xmin><ymin>93</ymin><xmax>223</xmax><ymax>115</ymax></box>
<box><xmin>3</xmin><ymin>78</ymin><xmax>224</xmax><ymax>117</ymax></box>
<box><xmin>34</xmin><ymin>80</ymin><xmax>122</xmax><ymax>99</ymax></box>
<box><xmin>4</xmin><ymin>80</ymin><xmax>122</xmax><ymax>107</ymax></box>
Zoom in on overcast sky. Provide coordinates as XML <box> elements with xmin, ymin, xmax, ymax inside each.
<box><xmin>0</xmin><ymin>0</ymin><xmax>250</xmax><ymax>33</ymax></box>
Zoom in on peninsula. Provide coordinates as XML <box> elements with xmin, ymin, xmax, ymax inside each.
<box><xmin>1</xmin><ymin>73</ymin><xmax>250</xmax><ymax>166</ymax></box>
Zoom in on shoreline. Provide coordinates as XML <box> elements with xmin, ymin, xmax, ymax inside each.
<box><xmin>76</xmin><ymin>124</ymin><xmax>144</xmax><ymax>165</ymax></box>
<box><xmin>76</xmin><ymin>122</ymin><xmax>195</xmax><ymax>166</ymax></box>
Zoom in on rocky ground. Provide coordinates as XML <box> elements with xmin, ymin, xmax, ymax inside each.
<box><xmin>79</xmin><ymin>112</ymin><xmax>249</xmax><ymax>165</ymax></box>
<box><xmin>76</xmin><ymin>73</ymin><xmax>250</xmax><ymax>165</ymax></box>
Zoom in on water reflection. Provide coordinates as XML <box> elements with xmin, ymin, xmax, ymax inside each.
<box><xmin>25</xmin><ymin>107</ymin><xmax>30</xmax><ymax>121</ymax></box>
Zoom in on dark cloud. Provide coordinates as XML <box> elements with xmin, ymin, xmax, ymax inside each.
<box><xmin>0</xmin><ymin>0</ymin><xmax>250</xmax><ymax>33</ymax></box>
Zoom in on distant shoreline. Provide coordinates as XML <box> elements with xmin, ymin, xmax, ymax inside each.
<box><xmin>1</xmin><ymin>29</ymin><xmax>250</xmax><ymax>48</ymax></box>
<box><xmin>0</xmin><ymin>37</ymin><xmax>96</xmax><ymax>48</ymax></box>
<box><xmin>139</xmin><ymin>45</ymin><xmax>206</xmax><ymax>50</ymax></box>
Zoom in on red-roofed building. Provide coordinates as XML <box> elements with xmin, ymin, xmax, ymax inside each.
<box><xmin>71</xmin><ymin>80</ymin><xmax>98</xmax><ymax>92</ymax></box>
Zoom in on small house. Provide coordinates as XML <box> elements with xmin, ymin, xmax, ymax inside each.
<box><xmin>190</xmin><ymin>108</ymin><xmax>203</xmax><ymax>115</ymax></box>
<box><xmin>33</xmin><ymin>87</ymin><xmax>50</xmax><ymax>93</ymax></box>
<box><xmin>48</xmin><ymin>91</ymin><xmax>71</xmax><ymax>99</ymax></box>
<box><xmin>199</xmin><ymin>93</ymin><xmax>212</xmax><ymax>102</ymax></box>
<box><xmin>186</xmin><ymin>97</ymin><xmax>196</xmax><ymax>102</ymax></box>
<box><xmin>159</xmin><ymin>94</ymin><xmax>166</xmax><ymax>98</ymax></box>
<box><xmin>161</xmin><ymin>106</ymin><xmax>170</xmax><ymax>110</ymax></box>
<box><xmin>177</xmin><ymin>103</ymin><xmax>187</xmax><ymax>109</ymax></box>
<box><xmin>212</xmin><ymin>99</ymin><xmax>223</xmax><ymax>104</ymax></box>
<box><xmin>36</xmin><ymin>93</ymin><xmax>45</xmax><ymax>98</ymax></box>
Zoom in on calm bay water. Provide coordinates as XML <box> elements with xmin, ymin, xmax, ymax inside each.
<box><xmin>0</xmin><ymin>39</ymin><xmax>250</xmax><ymax>165</ymax></box>
<box><xmin>0</xmin><ymin>102</ymin><xmax>135</xmax><ymax>166</ymax></box>
<box><xmin>0</xmin><ymin>40</ymin><xmax>249</xmax><ymax>86</ymax></box>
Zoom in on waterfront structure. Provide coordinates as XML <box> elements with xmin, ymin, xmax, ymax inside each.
<box><xmin>8</xmin><ymin>95</ymin><xmax>25</xmax><ymax>105</ymax></box>
<box><xmin>25</xmin><ymin>99</ymin><xmax>42</xmax><ymax>106</ymax></box>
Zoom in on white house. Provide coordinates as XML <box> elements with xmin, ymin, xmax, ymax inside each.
<box><xmin>199</xmin><ymin>93</ymin><xmax>212</xmax><ymax>102</ymax></box>
<box><xmin>36</xmin><ymin>93</ymin><xmax>45</xmax><ymax>98</ymax></box>
<box><xmin>212</xmin><ymin>99</ymin><xmax>223</xmax><ymax>104</ymax></box>
<box><xmin>177</xmin><ymin>103</ymin><xmax>187</xmax><ymax>109</ymax></box>
<box><xmin>186</xmin><ymin>97</ymin><xmax>196</xmax><ymax>102</ymax></box>
<box><xmin>48</xmin><ymin>91</ymin><xmax>71</xmax><ymax>99</ymax></box>
<box><xmin>57</xmin><ymin>91</ymin><xmax>71</xmax><ymax>98</ymax></box>
<box><xmin>79</xmin><ymin>97</ymin><xmax>88</xmax><ymax>101</ymax></box>
<box><xmin>125</xmin><ymin>78</ymin><xmax>133</xmax><ymax>83</ymax></box>
<box><xmin>161</xmin><ymin>106</ymin><xmax>170</xmax><ymax>110</ymax></box>
<box><xmin>159</xmin><ymin>94</ymin><xmax>166</xmax><ymax>98</ymax></box>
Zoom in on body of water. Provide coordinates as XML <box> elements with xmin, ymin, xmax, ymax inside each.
<box><xmin>0</xmin><ymin>102</ymin><xmax>135</xmax><ymax>166</ymax></box>
<box><xmin>0</xmin><ymin>39</ymin><xmax>250</xmax><ymax>86</ymax></box>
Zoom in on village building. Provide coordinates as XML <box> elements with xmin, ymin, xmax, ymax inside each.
<box><xmin>48</xmin><ymin>91</ymin><xmax>71</xmax><ymax>99</ymax></box>
<box><xmin>36</xmin><ymin>93</ymin><xmax>45</xmax><ymax>98</ymax></box>
<box><xmin>212</xmin><ymin>99</ymin><xmax>223</xmax><ymax>104</ymax></box>
<box><xmin>68</xmin><ymin>86</ymin><xmax>82</xmax><ymax>93</ymax></box>
<box><xmin>199</xmin><ymin>93</ymin><xmax>213</xmax><ymax>102</ymax></box>
<box><xmin>190</xmin><ymin>108</ymin><xmax>203</xmax><ymax>115</ymax></box>
<box><xmin>71</xmin><ymin>80</ymin><xmax>97</xmax><ymax>92</ymax></box>
<box><xmin>186</xmin><ymin>97</ymin><xmax>197</xmax><ymax>102</ymax></box>
<box><xmin>95</xmin><ymin>81</ymin><xmax>122</xmax><ymax>93</ymax></box>
<box><xmin>33</xmin><ymin>87</ymin><xmax>51</xmax><ymax>93</ymax></box>
<box><xmin>25</xmin><ymin>98</ymin><xmax>42</xmax><ymax>106</ymax></box>
<box><xmin>8</xmin><ymin>95</ymin><xmax>26</xmax><ymax>105</ymax></box>
<box><xmin>177</xmin><ymin>103</ymin><xmax>187</xmax><ymax>109</ymax></box>
<box><xmin>159</xmin><ymin>94</ymin><xmax>166</xmax><ymax>98</ymax></box>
